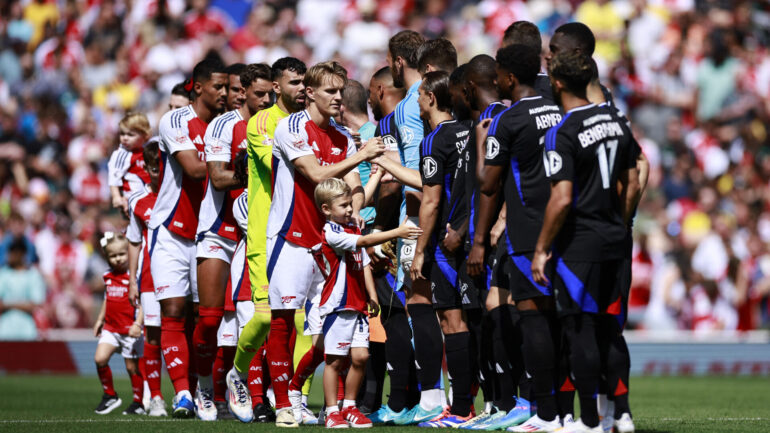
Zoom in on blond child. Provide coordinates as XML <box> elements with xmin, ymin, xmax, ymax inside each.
<box><xmin>93</xmin><ymin>232</ymin><xmax>145</xmax><ymax>415</ymax></box>
<box><xmin>313</xmin><ymin>178</ymin><xmax>421</xmax><ymax>428</ymax></box>
<box><xmin>108</xmin><ymin>112</ymin><xmax>152</xmax><ymax>213</ymax></box>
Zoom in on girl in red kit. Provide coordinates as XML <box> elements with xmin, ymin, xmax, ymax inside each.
<box><xmin>93</xmin><ymin>232</ymin><xmax>145</xmax><ymax>415</ymax></box>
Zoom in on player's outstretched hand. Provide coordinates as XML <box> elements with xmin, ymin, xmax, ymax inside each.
<box><xmin>360</xmin><ymin>137</ymin><xmax>386</xmax><ymax>161</ymax></box>
<box><xmin>396</xmin><ymin>221</ymin><xmax>423</xmax><ymax>240</ymax></box>
<box><xmin>531</xmin><ymin>250</ymin><xmax>552</xmax><ymax>286</ymax></box>
<box><xmin>367</xmin><ymin>299</ymin><xmax>380</xmax><ymax>318</ymax></box>
<box><xmin>466</xmin><ymin>242</ymin><xmax>485</xmax><ymax>277</ymax></box>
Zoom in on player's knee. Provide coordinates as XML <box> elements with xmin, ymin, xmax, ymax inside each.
<box><xmin>351</xmin><ymin>349</ymin><xmax>369</xmax><ymax>367</ymax></box>
<box><xmin>145</xmin><ymin>325</ymin><xmax>161</xmax><ymax>345</ymax></box>
<box><xmin>94</xmin><ymin>355</ymin><xmax>109</xmax><ymax>367</ymax></box>
<box><xmin>160</xmin><ymin>298</ymin><xmax>186</xmax><ymax>318</ymax></box>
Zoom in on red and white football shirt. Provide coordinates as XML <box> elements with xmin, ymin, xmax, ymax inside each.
<box><xmin>226</xmin><ymin>191</ymin><xmax>251</xmax><ymax>312</ymax></box>
<box><xmin>268</xmin><ymin>111</ymin><xmax>357</xmax><ymax>248</ymax></box>
<box><xmin>197</xmin><ymin>110</ymin><xmax>247</xmax><ymax>242</ymax></box>
<box><xmin>108</xmin><ymin>146</ymin><xmax>151</xmax><ymax>197</ymax></box>
<box><xmin>151</xmin><ymin>105</ymin><xmax>207</xmax><ymax>240</ymax></box>
<box><xmin>103</xmin><ymin>270</ymin><xmax>136</xmax><ymax>334</ymax></box>
<box><xmin>317</xmin><ymin>221</ymin><xmax>371</xmax><ymax>317</ymax></box>
<box><xmin>126</xmin><ymin>185</ymin><xmax>157</xmax><ymax>294</ymax></box>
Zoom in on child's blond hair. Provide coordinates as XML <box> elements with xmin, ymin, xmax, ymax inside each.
<box><xmin>314</xmin><ymin>178</ymin><xmax>351</xmax><ymax>209</ymax></box>
<box><xmin>100</xmin><ymin>231</ymin><xmax>128</xmax><ymax>253</ymax></box>
<box><xmin>118</xmin><ymin>112</ymin><xmax>151</xmax><ymax>136</ymax></box>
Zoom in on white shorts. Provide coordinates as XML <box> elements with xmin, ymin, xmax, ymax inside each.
<box><xmin>99</xmin><ymin>330</ymin><xmax>143</xmax><ymax>359</ymax></box>
<box><xmin>323</xmin><ymin>311</ymin><xmax>369</xmax><ymax>356</ymax></box>
<box><xmin>267</xmin><ymin>237</ymin><xmax>324</xmax><ymax>310</ymax></box>
<box><xmin>217</xmin><ymin>301</ymin><xmax>256</xmax><ymax>346</ymax></box>
<box><xmin>303</xmin><ymin>297</ymin><xmax>322</xmax><ymax>336</ymax></box>
<box><xmin>196</xmin><ymin>233</ymin><xmax>237</xmax><ymax>264</ymax></box>
<box><xmin>149</xmin><ymin>225</ymin><xmax>198</xmax><ymax>302</ymax></box>
<box><xmin>140</xmin><ymin>292</ymin><xmax>161</xmax><ymax>327</ymax></box>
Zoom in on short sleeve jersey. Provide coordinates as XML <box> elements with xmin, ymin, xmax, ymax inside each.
<box><xmin>394</xmin><ymin>80</ymin><xmax>425</xmax><ymax>201</ymax></box>
<box><xmin>374</xmin><ymin>111</ymin><xmax>401</xmax><ymax>152</ymax></box>
<box><xmin>151</xmin><ymin>105</ymin><xmax>207</xmax><ymax>240</ymax></box>
<box><xmin>246</xmin><ymin>104</ymin><xmax>290</xmax><ymax>259</ymax></box>
<box><xmin>126</xmin><ymin>185</ymin><xmax>157</xmax><ymax>293</ymax></box>
<box><xmin>103</xmin><ymin>270</ymin><xmax>135</xmax><ymax>334</ymax></box>
<box><xmin>108</xmin><ymin>146</ymin><xmax>151</xmax><ymax>197</ymax></box>
<box><xmin>465</xmin><ymin>102</ymin><xmax>507</xmax><ymax>243</ymax></box>
<box><xmin>317</xmin><ymin>221</ymin><xmax>371</xmax><ymax>317</ymax></box>
<box><xmin>197</xmin><ymin>110</ymin><xmax>247</xmax><ymax>242</ymax></box>
<box><xmin>268</xmin><ymin>110</ymin><xmax>358</xmax><ymax>248</ymax></box>
<box><xmin>486</xmin><ymin>95</ymin><xmax>562</xmax><ymax>254</ymax></box>
<box><xmin>543</xmin><ymin>104</ymin><xmax>635</xmax><ymax>260</ymax></box>
<box><xmin>420</xmin><ymin>120</ymin><xmax>470</xmax><ymax>248</ymax></box>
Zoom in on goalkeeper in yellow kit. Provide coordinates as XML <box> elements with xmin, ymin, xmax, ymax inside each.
<box><xmin>225</xmin><ymin>58</ymin><xmax>309</xmax><ymax>422</ymax></box>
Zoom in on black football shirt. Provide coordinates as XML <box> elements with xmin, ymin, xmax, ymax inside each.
<box><xmin>544</xmin><ymin>103</ymin><xmax>636</xmax><ymax>261</ymax></box>
<box><xmin>420</xmin><ymin>119</ymin><xmax>470</xmax><ymax>248</ymax></box>
<box><xmin>484</xmin><ymin>95</ymin><xmax>563</xmax><ymax>254</ymax></box>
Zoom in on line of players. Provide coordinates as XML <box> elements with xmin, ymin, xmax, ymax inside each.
<box><xmin>95</xmin><ymin>19</ymin><xmax>648</xmax><ymax>433</ymax></box>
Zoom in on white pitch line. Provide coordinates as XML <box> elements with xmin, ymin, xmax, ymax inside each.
<box><xmin>2</xmin><ymin>417</ymin><xmax>768</xmax><ymax>423</ymax></box>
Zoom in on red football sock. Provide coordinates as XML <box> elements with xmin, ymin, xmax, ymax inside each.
<box><xmin>248</xmin><ymin>343</ymin><xmax>267</xmax><ymax>406</ymax></box>
<box><xmin>267</xmin><ymin>312</ymin><xmax>294</xmax><ymax>409</ymax></box>
<box><xmin>194</xmin><ymin>307</ymin><xmax>224</xmax><ymax>379</ymax></box>
<box><xmin>144</xmin><ymin>342</ymin><xmax>163</xmax><ymax>398</ymax></box>
<box><xmin>97</xmin><ymin>364</ymin><xmax>116</xmax><ymax>396</ymax></box>
<box><xmin>213</xmin><ymin>346</ymin><xmax>235</xmax><ymax>402</ymax></box>
<box><xmin>185</xmin><ymin>312</ymin><xmax>197</xmax><ymax>395</ymax></box>
<box><xmin>290</xmin><ymin>345</ymin><xmax>324</xmax><ymax>392</ymax></box>
<box><xmin>130</xmin><ymin>371</ymin><xmax>144</xmax><ymax>403</ymax></box>
<box><xmin>161</xmin><ymin>316</ymin><xmax>190</xmax><ymax>394</ymax></box>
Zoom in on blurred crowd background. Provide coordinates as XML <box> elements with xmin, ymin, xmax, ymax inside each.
<box><xmin>1</xmin><ymin>0</ymin><xmax>770</xmax><ymax>340</ymax></box>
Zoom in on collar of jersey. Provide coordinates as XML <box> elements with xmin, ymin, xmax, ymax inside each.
<box><xmin>408</xmin><ymin>80</ymin><xmax>422</xmax><ymax>95</ymax></box>
<box><xmin>566</xmin><ymin>103</ymin><xmax>596</xmax><ymax>114</ymax></box>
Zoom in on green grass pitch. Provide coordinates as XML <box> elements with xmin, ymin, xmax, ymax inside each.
<box><xmin>0</xmin><ymin>375</ymin><xmax>768</xmax><ymax>432</ymax></box>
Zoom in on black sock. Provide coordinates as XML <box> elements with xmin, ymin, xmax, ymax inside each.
<box><xmin>507</xmin><ymin>305</ymin><xmax>530</xmax><ymax>402</ymax></box>
<box><xmin>466</xmin><ymin>309</ymin><xmax>490</xmax><ymax>403</ymax></box>
<box><xmin>383</xmin><ymin>308</ymin><xmax>413</xmax><ymax>411</ymax></box>
<box><xmin>489</xmin><ymin>306</ymin><xmax>517</xmax><ymax>411</ymax></box>
<box><xmin>407</xmin><ymin>303</ymin><xmax>443</xmax><ymax>392</ymax></box>
<box><xmin>357</xmin><ymin>341</ymin><xmax>386</xmax><ymax>412</ymax></box>
<box><xmin>556</xmin><ymin>326</ymin><xmax>575</xmax><ymax>418</ymax></box>
<box><xmin>445</xmin><ymin>331</ymin><xmax>473</xmax><ymax>416</ymax></box>
<box><xmin>598</xmin><ymin>315</ymin><xmax>631</xmax><ymax>418</ymax></box>
<box><xmin>561</xmin><ymin>314</ymin><xmax>600</xmax><ymax>428</ymax></box>
<box><xmin>519</xmin><ymin>309</ymin><xmax>558</xmax><ymax>421</ymax></box>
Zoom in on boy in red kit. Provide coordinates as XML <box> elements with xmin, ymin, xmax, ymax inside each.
<box><xmin>108</xmin><ymin>112</ymin><xmax>152</xmax><ymax>214</ymax></box>
<box><xmin>127</xmin><ymin>139</ymin><xmax>166</xmax><ymax>416</ymax></box>
<box><xmin>313</xmin><ymin>178</ymin><xmax>422</xmax><ymax>429</ymax></box>
<box><xmin>93</xmin><ymin>232</ymin><xmax>144</xmax><ymax>416</ymax></box>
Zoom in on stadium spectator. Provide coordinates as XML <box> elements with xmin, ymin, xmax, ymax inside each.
<box><xmin>0</xmin><ymin>237</ymin><xmax>46</xmax><ymax>340</ymax></box>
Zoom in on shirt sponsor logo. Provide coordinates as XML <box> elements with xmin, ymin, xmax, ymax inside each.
<box><xmin>422</xmin><ymin>157</ymin><xmax>437</xmax><ymax>178</ymax></box>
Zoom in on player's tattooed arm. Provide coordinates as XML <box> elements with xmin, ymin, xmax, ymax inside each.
<box><xmin>532</xmin><ymin>180</ymin><xmax>573</xmax><ymax>285</ymax></box>
<box><xmin>207</xmin><ymin>161</ymin><xmax>239</xmax><ymax>190</ymax></box>
<box><xmin>174</xmin><ymin>149</ymin><xmax>207</xmax><ymax>180</ymax></box>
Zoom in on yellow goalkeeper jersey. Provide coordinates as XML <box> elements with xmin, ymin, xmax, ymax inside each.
<box><xmin>246</xmin><ymin>104</ymin><xmax>289</xmax><ymax>293</ymax></box>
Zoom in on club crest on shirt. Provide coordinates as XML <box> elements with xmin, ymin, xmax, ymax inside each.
<box><xmin>486</xmin><ymin>137</ymin><xmax>500</xmax><ymax>159</ymax></box>
<box><xmin>399</xmin><ymin>125</ymin><xmax>414</xmax><ymax>144</ymax></box>
<box><xmin>422</xmin><ymin>157</ymin><xmax>437</xmax><ymax>178</ymax></box>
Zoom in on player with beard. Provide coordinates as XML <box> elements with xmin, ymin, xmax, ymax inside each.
<box><xmin>145</xmin><ymin>58</ymin><xmax>227</xmax><ymax>418</ymax></box>
<box><xmin>531</xmin><ymin>51</ymin><xmax>639</xmax><ymax>433</ymax></box>
<box><xmin>224</xmin><ymin>63</ymin><xmax>246</xmax><ymax>112</ymax></box>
